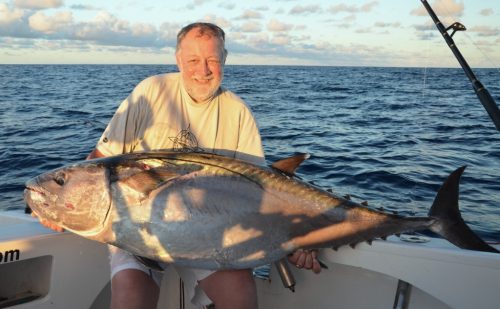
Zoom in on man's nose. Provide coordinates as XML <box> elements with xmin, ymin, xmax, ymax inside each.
<box><xmin>199</xmin><ymin>60</ymin><xmax>211</xmax><ymax>76</ymax></box>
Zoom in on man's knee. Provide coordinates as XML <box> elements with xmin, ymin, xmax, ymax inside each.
<box><xmin>111</xmin><ymin>269</ymin><xmax>160</xmax><ymax>309</ymax></box>
<box><xmin>199</xmin><ymin>269</ymin><xmax>257</xmax><ymax>309</ymax></box>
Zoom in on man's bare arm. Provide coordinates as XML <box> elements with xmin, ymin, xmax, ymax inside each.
<box><xmin>86</xmin><ymin>148</ymin><xmax>106</xmax><ymax>160</ymax></box>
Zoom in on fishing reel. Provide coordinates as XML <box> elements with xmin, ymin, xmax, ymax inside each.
<box><xmin>445</xmin><ymin>22</ymin><xmax>466</xmax><ymax>38</ymax></box>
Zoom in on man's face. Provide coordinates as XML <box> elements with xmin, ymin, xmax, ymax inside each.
<box><xmin>176</xmin><ymin>29</ymin><xmax>226</xmax><ymax>103</ymax></box>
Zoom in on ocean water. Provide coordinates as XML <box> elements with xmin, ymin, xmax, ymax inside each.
<box><xmin>1</xmin><ymin>65</ymin><xmax>499</xmax><ymax>241</ymax></box>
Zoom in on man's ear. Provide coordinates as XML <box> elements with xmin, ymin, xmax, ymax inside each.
<box><xmin>176</xmin><ymin>51</ymin><xmax>183</xmax><ymax>71</ymax></box>
<box><xmin>222</xmin><ymin>49</ymin><xmax>228</xmax><ymax>65</ymax></box>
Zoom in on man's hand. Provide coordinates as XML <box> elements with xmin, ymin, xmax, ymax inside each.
<box><xmin>288</xmin><ymin>249</ymin><xmax>322</xmax><ymax>274</ymax></box>
<box><xmin>31</xmin><ymin>212</ymin><xmax>64</xmax><ymax>232</ymax></box>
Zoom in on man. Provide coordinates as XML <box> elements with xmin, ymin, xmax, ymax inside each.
<box><xmin>39</xmin><ymin>22</ymin><xmax>321</xmax><ymax>308</ymax></box>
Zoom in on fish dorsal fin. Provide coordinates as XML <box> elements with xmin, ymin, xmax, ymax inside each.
<box><xmin>271</xmin><ymin>153</ymin><xmax>310</xmax><ymax>175</ymax></box>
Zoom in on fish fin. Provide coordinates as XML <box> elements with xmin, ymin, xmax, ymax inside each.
<box><xmin>429</xmin><ymin>166</ymin><xmax>498</xmax><ymax>253</ymax></box>
<box><xmin>271</xmin><ymin>153</ymin><xmax>310</xmax><ymax>175</ymax></box>
<box><xmin>117</xmin><ymin>168</ymin><xmax>181</xmax><ymax>195</ymax></box>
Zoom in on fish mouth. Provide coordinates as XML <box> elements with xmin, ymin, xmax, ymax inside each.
<box><xmin>25</xmin><ymin>186</ymin><xmax>46</xmax><ymax>196</ymax></box>
<box><xmin>24</xmin><ymin>183</ymin><xmax>51</xmax><ymax>210</ymax></box>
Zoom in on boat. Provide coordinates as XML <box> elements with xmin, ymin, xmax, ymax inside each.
<box><xmin>2</xmin><ymin>2</ymin><xmax>499</xmax><ymax>309</ymax></box>
<box><xmin>1</xmin><ymin>210</ymin><xmax>499</xmax><ymax>309</ymax></box>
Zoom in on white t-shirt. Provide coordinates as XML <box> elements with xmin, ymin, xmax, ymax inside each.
<box><xmin>96</xmin><ymin>72</ymin><xmax>265</xmax><ymax>165</ymax></box>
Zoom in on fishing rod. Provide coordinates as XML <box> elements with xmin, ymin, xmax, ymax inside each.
<box><xmin>421</xmin><ymin>0</ymin><xmax>500</xmax><ymax>131</ymax></box>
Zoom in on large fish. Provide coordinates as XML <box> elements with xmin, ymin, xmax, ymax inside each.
<box><xmin>24</xmin><ymin>151</ymin><xmax>498</xmax><ymax>269</ymax></box>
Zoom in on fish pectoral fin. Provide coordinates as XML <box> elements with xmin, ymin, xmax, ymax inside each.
<box><xmin>271</xmin><ymin>153</ymin><xmax>310</xmax><ymax>175</ymax></box>
<box><xmin>117</xmin><ymin>168</ymin><xmax>181</xmax><ymax>196</ymax></box>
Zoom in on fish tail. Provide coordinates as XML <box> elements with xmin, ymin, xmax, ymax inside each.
<box><xmin>428</xmin><ymin>166</ymin><xmax>498</xmax><ymax>253</ymax></box>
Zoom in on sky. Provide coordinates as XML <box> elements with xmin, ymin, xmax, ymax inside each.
<box><xmin>0</xmin><ymin>0</ymin><xmax>499</xmax><ymax>67</ymax></box>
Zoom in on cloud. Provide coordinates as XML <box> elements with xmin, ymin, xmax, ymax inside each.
<box><xmin>267</xmin><ymin>19</ymin><xmax>294</xmax><ymax>32</ymax></box>
<box><xmin>72</xmin><ymin>11</ymin><xmax>165</xmax><ymax>48</ymax></box>
<box><xmin>29</xmin><ymin>11</ymin><xmax>73</xmax><ymax>34</ymax></box>
<box><xmin>374</xmin><ymin>21</ymin><xmax>402</xmax><ymax>28</ymax></box>
<box><xmin>186</xmin><ymin>0</ymin><xmax>213</xmax><ymax>10</ymax></box>
<box><xmin>479</xmin><ymin>8</ymin><xmax>493</xmax><ymax>16</ymax></box>
<box><xmin>289</xmin><ymin>5</ymin><xmax>321</xmax><ymax>15</ymax></box>
<box><xmin>13</xmin><ymin>0</ymin><xmax>63</xmax><ymax>10</ymax></box>
<box><xmin>0</xmin><ymin>6</ymin><xmax>176</xmax><ymax>49</ymax></box>
<box><xmin>70</xmin><ymin>4</ymin><xmax>101</xmax><ymax>11</ymax></box>
<box><xmin>236</xmin><ymin>21</ymin><xmax>262</xmax><ymax>33</ymax></box>
<box><xmin>271</xmin><ymin>34</ymin><xmax>290</xmax><ymax>45</ymax></box>
<box><xmin>355</xmin><ymin>27</ymin><xmax>371</xmax><ymax>34</ymax></box>
<box><xmin>410</xmin><ymin>0</ymin><xmax>464</xmax><ymax>17</ymax></box>
<box><xmin>218</xmin><ymin>2</ymin><xmax>235</xmax><ymax>10</ymax></box>
<box><xmin>201</xmin><ymin>14</ymin><xmax>232</xmax><ymax>29</ymax></box>
<box><xmin>469</xmin><ymin>26</ymin><xmax>500</xmax><ymax>37</ymax></box>
<box><xmin>0</xmin><ymin>3</ymin><xmax>37</xmax><ymax>38</ymax></box>
<box><xmin>237</xmin><ymin>9</ymin><xmax>262</xmax><ymax>20</ymax></box>
<box><xmin>328</xmin><ymin>1</ymin><xmax>378</xmax><ymax>14</ymax></box>
<box><xmin>413</xmin><ymin>21</ymin><xmax>437</xmax><ymax>32</ymax></box>
<box><xmin>0</xmin><ymin>3</ymin><xmax>24</xmax><ymax>25</ymax></box>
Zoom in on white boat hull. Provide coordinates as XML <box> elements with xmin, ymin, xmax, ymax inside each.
<box><xmin>1</xmin><ymin>211</ymin><xmax>499</xmax><ymax>309</ymax></box>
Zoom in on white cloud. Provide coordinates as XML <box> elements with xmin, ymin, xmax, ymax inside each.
<box><xmin>13</xmin><ymin>0</ymin><xmax>63</xmax><ymax>10</ymax></box>
<box><xmin>70</xmin><ymin>4</ymin><xmax>101</xmax><ymax>11</ymax></box>
<box><xmin>469</xmin><ymin>26</ymin><xmax>499</xmax><ymax>37</ymax></box>
<box><xmin>0</xmin><ymin>3</ymin><xmax>25</xmax><ymax>25</ymax></box>
<box><xmin>28</xmin><ymin>10</ymin><xmax>73</xmax><ymax>34</ymax></box>
<box><xmin>267</xmin><ymin>19</ymin><xmax>293</xmax><ymax>32</ymax></box>
<box><xmin>237</xmin><ymin>9</ymin><xmax>262</xmax><ymax>20</ymax></box>
<box><xmin>218</xmin><ymin>2</ymin><xmax>235</xmax><ymax>10</ymax></box>
<box><xmin>374</xmin><ymin>21</ymin><xmax>402</xmax><ymax>28</ymax></box>
<box><xmin>71</xmin><ymin>11</ymin><xmax>164</xmax><ymax>48</ymax></box>
<box><xmin>186</xmin><ymin>0</ymin><xmax>214</xmax><ymax>10</ymax></box>
<box><xmin>201</xmin><ymin>14</ymin><xmax>232</xmax><ymax>29</ymax></box>
<box><xmin>246</xmin><ymin>33</ymin><xmax>270</xmax><ymax>49</ymax></box>
<box><xmin>479</xmin><ymin>8</ymin><xmax>493</xmax><ymax>16</ymax></box>
<box><xmin>289</xmin><ymin>5</ymin><xmax>321</xmax><ymax>15</ymax></box>
<box><xmin>238</xmin><ymin>21</ymin><xmax>262</xmax><ymax>33</ymax></box>
<box><xmin>329</xmin><ymin>1</ymin><xmax>378</xmax><ymax>14</ymax></box>
<box><xmin>271</xmin><ymin>34</ymin><xmax>290</xmax><ymax>45</ymax></box>
<box><xmin>411</xmin><ymin>0</ymin><xmax>464</xmax><ymax>17</ymax></box>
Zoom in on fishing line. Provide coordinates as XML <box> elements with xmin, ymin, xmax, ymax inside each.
<box><xmin>461</xmin><ymin>31</ymin><xmax>499</xmax><ymax>69</ymax></box>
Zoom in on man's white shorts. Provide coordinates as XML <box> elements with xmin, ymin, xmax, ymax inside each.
<box><xmin>109</xmin><ymin>245</ymin><xmax>214</xmax><ymax>306</ymax></box>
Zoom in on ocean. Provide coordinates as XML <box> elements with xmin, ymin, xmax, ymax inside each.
<box><xmin>1</xmin><ymin>65</ymin><xmax>499</xmax><ymax>241</ymax></box>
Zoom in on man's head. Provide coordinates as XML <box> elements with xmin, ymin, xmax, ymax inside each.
<box><xmin>176</xmin><ymin>23</ymin><xmax>227</xmax><ymax>103</ymax></box>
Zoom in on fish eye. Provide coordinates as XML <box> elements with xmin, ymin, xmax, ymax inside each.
<box><xmin>54</xmin><ymin>173</ymin><xmax>66</xmax><ymax>186</ymax></box>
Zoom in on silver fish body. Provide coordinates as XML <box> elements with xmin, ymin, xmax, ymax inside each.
<box><xmin>24</xmin><ymin>151</ymin><xmax>498</xmax><ymax>270</ymax></box>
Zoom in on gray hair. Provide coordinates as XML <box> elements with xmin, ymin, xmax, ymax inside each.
<box><xmin>176</xmin><ymin>22</ymin><xmax>227</xmax><ymax>57</ymax></box>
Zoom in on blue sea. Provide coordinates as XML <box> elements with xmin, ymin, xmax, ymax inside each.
<box><xmin>1</xmin><ymin>65</ymin><xmax>499</xmax><ymax>241</ymax></box>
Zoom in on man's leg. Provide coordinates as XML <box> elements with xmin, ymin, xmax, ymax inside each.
<box><xmin>111</xmin><ymin>269</ymin><xmax>160</xmax><ymax>309</ymax></box>
<box><xmin>198</xmin><ymin>269</ymin><xmax>258</xmax><ymax>309</ymax></box>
